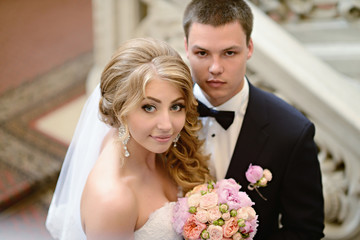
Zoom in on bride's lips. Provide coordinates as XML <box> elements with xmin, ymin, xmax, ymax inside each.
<box><xmin>207</xmin><ymin>79</ymin><xmax>225</xmax><ymax>88</ymax></box>
<box><xmin>151</xmin><ymin>135</ymin><xmax>172</xmax><ymax>143</ymax></box>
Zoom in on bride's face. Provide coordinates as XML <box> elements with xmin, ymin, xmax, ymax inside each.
<box><xmin>126</xmin><ymin>78</ymin><xmax>186</xmax><ymax>154</ymax></box>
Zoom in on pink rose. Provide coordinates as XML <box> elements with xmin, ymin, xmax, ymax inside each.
<box><xmin>237</xmin><ymin>192</ymin><xmax>254</xmax><ymax>208</ymax></box>
<box><xmin>239</xmin><ymin>217</ymin><xmax>258</xmax><ymax>240</ymax></box>
<box><xmin>207</xmin><ymin>206</ymin><xmax>222</xmax><ymax>222</ymax></box>
<box><xmin>207</xmin><ymin>225</ymin><xmax>223</xmax><ymax>240</ymax></box>
<box><xmin>183</xmin><ymin>215</ymin><xmax>207</xmax><ymax>240</ymax></box>
<box><xmin>247</xmin><ymin>217</ymin><xmax>259</xmax><ymax>239</ymax></box>
<box><xmin>216</xmin><ymin>179</ymin><xmax>241</xmax><ymax>192</ymax></box>
<box><xmin>216</xmin><ymin>179</ymin><xmax>243</xmax><ymax>210</ymax></box>
<box><xmin>195</xmin><ymin>208</ymin><xmax>209</xmax><ymax>223</ymax></box>
<box><xmin>245</xmin><ymin>164</ymin><xmax>263</xmax><ymax>183</ymax></box>
<box><xmin>222</xmin><ymin>217</ymin><xmax>239</xmax><ymax>238</ymax></box>
<box><xmin>200</xmin><ymin>192</ymin><xmax>218</xmax><ymax>210</ymax></box>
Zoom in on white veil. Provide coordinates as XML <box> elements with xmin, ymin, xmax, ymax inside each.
<box><xmin>46</xmin><ymin>84</ymin><xmax>111</xmax><ymax>239</ymax></box>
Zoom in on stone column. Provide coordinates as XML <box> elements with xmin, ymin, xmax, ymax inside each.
<box><xmin>86</xmin><ymin>0</ymin><xmax>140</xmax><ymax>94</ymax></box>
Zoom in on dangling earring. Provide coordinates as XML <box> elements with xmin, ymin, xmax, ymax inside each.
<box><xmin>173</xmin><ymin>133</ymin><xmax>181</xmax><ymax>148</ymax></box>
<box><xmin>119</xmin><ymin>125</ymin><xmax>130</xmax><ymax>157</ymax></box>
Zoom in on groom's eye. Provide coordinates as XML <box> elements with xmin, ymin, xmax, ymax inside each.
<box><xmin>195</xmin><ymin>50</ymin><xmax>208</xmax><ymax>57</ymax></box>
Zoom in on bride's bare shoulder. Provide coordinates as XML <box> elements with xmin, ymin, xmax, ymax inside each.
<box><xmin>81</xmin><ymin>128</ymin><xmax>138</xmax><ymax>236</ymax></box>
<box><xmin>81</xmin><ymin>168</ymin><xmax>138</xmax><ymax>237</ymax></box>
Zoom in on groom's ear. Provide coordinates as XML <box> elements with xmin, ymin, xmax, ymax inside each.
<box><xmin>184</xmin><ymin>37</ymin><xmax>189</xmax><ymax>58</ymax></box>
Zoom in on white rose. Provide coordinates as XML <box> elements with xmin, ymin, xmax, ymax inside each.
<box><xmin>244</xmin><ymin>206</ymin><xmax>256</xmax><ymax>220</ymax></box>
<box><xmin>187</xmin><ymin>192</ymin><xmax>201</xmax><ymax>207</ymax></box>
<box><xmin>263</xmin><ymin>169</ymin><xmax>272</xmax><ymax>182</ymax></box>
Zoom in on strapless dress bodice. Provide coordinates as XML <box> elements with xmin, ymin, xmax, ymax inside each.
<box><xmin>134</xmin><ymin>202</ymin><xmax>182</xmax><ymax>240</ymax></box>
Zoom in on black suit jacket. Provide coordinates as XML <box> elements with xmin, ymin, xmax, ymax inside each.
<box><xmin>225</xmin><ymin>81</ymin><xmax>324</xmax><ymax>239</ymax></box>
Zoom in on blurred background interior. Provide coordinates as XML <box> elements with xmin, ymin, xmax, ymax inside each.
<box><xmin>0</xmin><ymin>0</ymin><xmax>359</xmax><ymax>239</ymax></box>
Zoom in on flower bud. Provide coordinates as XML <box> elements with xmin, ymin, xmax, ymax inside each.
<box><xmin>258</xmin><ymin>177</ymin><xmax>268</xmax><ymax>187</ymax></box>
<box><xmin>217</xmin><ymin>218</ymin><xmax>225</xmax><ymax>226</ymax></box>
<box><xmin>230</xmin><ymin>209</ymin><xmax>237</xmax><ymax>217</ymax></box>
<box><xmin>189</xmin><ymin>206</ymin><xmax>197</xmax><ymax>214</ymax></box>
<box><xmin>207</xmin><ymin>181</ymin><xmax>215</xmax><ymax>190</ymax></box>
<box><xmin>237</xmin><ymin>218</ymin><xmax>245</xmax><ymax>227</ymax></box>
<box><xmin>201</xmin><ymin>229</ymin><xmax>210</xmax><ymax>239</ymax></box>
<box><xmin>242</xmin><ymin>232</ymin><xmax>249</xmax><ymax>238</ymax></box>
<box><xmin>219</xmin><ymin>203</ymin><xmax>229</xmax><ymax>213</ymax></box>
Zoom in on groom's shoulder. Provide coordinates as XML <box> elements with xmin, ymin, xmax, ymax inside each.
<box><xmin>250</xmin><ymin>84</ymin><xmax>311</xmax><ymax>125</ymax></box>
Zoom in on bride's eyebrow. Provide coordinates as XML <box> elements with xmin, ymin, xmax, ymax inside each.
<box><xmin>145</xmin><ymin>96</ymin><xmax>161</xmax><ymax>103</ymax></box>
<box><xmin>145</xmin><ymin>96</ymin><xmax>185</xmax><ymax>104</ymax></box>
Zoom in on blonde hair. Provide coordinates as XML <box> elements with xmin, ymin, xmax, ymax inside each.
<box><xmin>99</xmin><ymin>38</ymin><xmax>212</xmax><ymax>193</ymax></box>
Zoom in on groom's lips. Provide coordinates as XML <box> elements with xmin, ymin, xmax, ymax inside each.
<box><xmin>207</xmin><ymin>79</ymin><xmax>225</xmax><ymax>88</ymax></box>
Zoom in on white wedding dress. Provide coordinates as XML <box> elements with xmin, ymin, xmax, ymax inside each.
<box><xmin>46</xmin><ymin>85</ymin><xmax>182</xmax><ymax>239</ymax></box>
<box><xmin>134</xmin><ymin>202</ymin><xmax>182</xmax><ymax>240</ymax></box>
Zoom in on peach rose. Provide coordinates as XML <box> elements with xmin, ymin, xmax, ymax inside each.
<box><xmin>222</xmin><ymin>217</ymin><xmax>239</xmax><ymax>238</ymax></box>
<box><xmin>222</xmin><ymin>212</ymin><xmax>231</xmax><ymax>221</ymax></box>
<box><xmin>186</xmin><ymin>184</ymin><xmax>208</xmax><ymax>197</ymax></box>
<box><xmin>188</xmin><ymin>192</ymin><xmax>202</xmax><ymax>208</ymax></box>
<box><xmin>199</xmin><ymin>192</ymin><xmax>218</xmax><ymax>210</ymax></box>
<box><xmin>232</xmin><ymin>232</ymin><xmax>242</xmax><ymax>240</ymax></box>
<box><xmin>207</xmin><ymin>225</ymin><xmax>223</xmax><ymax>240</ymax></box>
<box><xmin>183</xmin><ymin>215</ymin><xmax>206</xmax><ymax>240</ymax></box>
<box><xmin>195</xmin><ymin>208</ymin><xmax>209</xmax><ymax>223</ymax></box>
<box><xmin>207</xmin><ymin>206</ymin><xmax>222</xmax><ymax>222</ymax></box>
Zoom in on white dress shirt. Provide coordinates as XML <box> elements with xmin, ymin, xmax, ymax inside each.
<box><xmin>194</xmin><ymin>78</ymin><xmax>249</xmax><ymax>180</ymax></box>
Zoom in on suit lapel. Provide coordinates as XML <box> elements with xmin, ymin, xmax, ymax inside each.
<box><xmin>225</xmin><ymin>81</ymin><xmax>269</xmax><ymax>183</ymax></box>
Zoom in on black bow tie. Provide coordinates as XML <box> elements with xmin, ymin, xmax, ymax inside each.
<box><xmin>197</xmin><ymin>100</ymin><xmax>235</xmax><ymax>130</ymax></box>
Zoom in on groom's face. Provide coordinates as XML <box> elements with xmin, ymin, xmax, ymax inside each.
<box><xmin>185</xmin><ymin>21</ymin><xmax>253</xmax><ymax>107</ymax></box>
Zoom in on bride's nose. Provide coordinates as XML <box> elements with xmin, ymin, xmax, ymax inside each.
<box><xmin>156</xmin><ymin>111</ymin><xmax>172</xmax><ymax>131</ymax></box>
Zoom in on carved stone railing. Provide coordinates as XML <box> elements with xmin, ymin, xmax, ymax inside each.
<box><xmin>87</xmin><ymin>0</ymin><xmax>360</xmax><ymax>239</ymax></box>
<box><xmin>251</xmin><ymin>0</ymin><xmax>360</xmax><ymax>22</ymax></box>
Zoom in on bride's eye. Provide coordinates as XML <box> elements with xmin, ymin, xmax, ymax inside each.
<box><xmin>142</xmin><ymin>104</ymin><xmax>156</xmax><ymax>113</ymax></box>
<box><xmin>171</xmin><ymin>103</ymin><xmax>185</xmax><ymax>112</ymax></box>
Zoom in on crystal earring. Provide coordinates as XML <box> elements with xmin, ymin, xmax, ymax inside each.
<box><xmin>173</xmin><ymin>133</ymin><xmax>181</xmax><ymax>148</ymax></box>
<box><xmin>119</xmin><ymin>125</ymin><xmax>130</xmax><ymax>157</ymax></box>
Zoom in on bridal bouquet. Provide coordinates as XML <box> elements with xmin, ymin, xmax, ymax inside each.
<box><xmin>172</xmin><ymin>178</ymin><xmax>258</xmax><ymax>240</ymax></box>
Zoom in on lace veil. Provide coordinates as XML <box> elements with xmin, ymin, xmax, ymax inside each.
<box><xmin>46</xmin><ymin>84</ymin><xmax>111</xmax><ymax>239</ymax></box>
